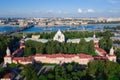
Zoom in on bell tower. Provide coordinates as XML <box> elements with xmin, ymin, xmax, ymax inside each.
<box><xmin>93</xmin><ymin>33</ymin><xmax>99</xmax><ymax>48</ymax></box>
<box><xmin>4</xmin><ymin>47</ymin><xmax>12</xmax><ymax>64</ymax></box>
<box><xmin>109</xmin><ymin>47</ymin><xmax>114</xmax><ymax>55</ymax></box>
<box><xmin>107</xmin><ymin>47</ymin><xmax>116</xmax><ymax>62</ymax></box>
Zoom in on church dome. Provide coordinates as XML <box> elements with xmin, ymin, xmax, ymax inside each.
<box><xmin>53</xmin><ymin>29</ymin><xmax>65</xmax><ymax>42</ymax></box>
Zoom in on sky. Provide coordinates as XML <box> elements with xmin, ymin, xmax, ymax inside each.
<box><xmin>0</xmin><ymin>0</ymin><xmax>120</xmax><ymax>17</ymax></box>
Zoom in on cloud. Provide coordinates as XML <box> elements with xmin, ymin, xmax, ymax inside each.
<box><xmin>78</xmin><ymin>8</ymin><xmax>95</xmax><ymax>13</ymax></box>
<box><xmin>78</xmin><ymin>8</ymin><xmax>83</xmax><ymax>13</ymax></box>
<box><xmin>87</xmin><ymin>9</ymin><xmax>95</xmax><ymax>13</ymax></box>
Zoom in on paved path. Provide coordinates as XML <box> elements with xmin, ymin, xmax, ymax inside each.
<box><xmin>37</xmin><ymin>66</ymin><xmax>55</xmax><ymax>75</ymax></box>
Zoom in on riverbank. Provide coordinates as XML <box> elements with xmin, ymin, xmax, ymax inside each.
<box><xmin>0</xmin><ymin>23</ymin><xmax>120</xmax><ymax>33</ymax></box>
<box><xmin>0</xmin><ymin>24</ymin><xmax>20</xmax><ymax>27</ymax></box>
<box><xmin>0</xmin><ymin>23</ymin><xmax>120</xmax><ymax>27</ymax></box>
<box><xmin>30</xmin><ymin>23</ymin><xmax>120</xmax><ymax>27</ymax></box>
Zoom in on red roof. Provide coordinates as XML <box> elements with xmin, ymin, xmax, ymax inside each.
<box><xmin>5</xmin><ymin>56</ymin><xmax>11</xmax><ymax>57</ymax></box>
<box><xmin>94</xmin><ymin>43</ymin><xmax>99</xmax><ymax>47</ymax></box>
<box><xmin>77</xmin><ymin>54</ymin><xmax>93</xmax><ymax>58</ymax></box>
<box><xmin>95</xmin><ymin>47</ymin><xmax>107</xmax><ymax>56</ymax></box>
<box><xmin>20</xmin><ymin>43</ymin><xmax>25</xmax><ymax>46</ymax></box>
<box><xmin>13</xmin><ymin>57</ymin><xmax>33</xmax><ymax>62</ymax></box>
<box><xmin>94</xmin><ymin>56</ymin><xmax>108</xmax><ymax>60</ymax></box>
<box><xmin>35</xmin><ymin>53</ymin><xmax>93</xmax><ymax>59</ymax></box>
<box><xmin>3</xmin><ymin>72</ymin><xmax>13</xmax><ymax>78</ymax></box>
<box><xmin>35</xmin><ymin>53</ymin><xmax>75</xmax><ymax>58</ymax></box>
<box><xmin>108</xmin><ymin>54</ymin><xmax>116</xmax><ymax>57</ymax></box>
<box><xmin>12</xmin><ymin>48</ymin><xmax>22</xmax><ymax>56</ymax></box>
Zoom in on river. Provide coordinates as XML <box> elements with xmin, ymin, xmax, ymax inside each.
<box><xmin>0</xmin><ymin>24</ymin><xmax>120</xmax><ymax>33</ymax></box>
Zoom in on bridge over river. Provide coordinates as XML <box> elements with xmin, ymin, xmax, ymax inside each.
<box><xmin>0</xmin><ymin>24</ymin><xmax>34</xmax><ymax>35</ymax></box>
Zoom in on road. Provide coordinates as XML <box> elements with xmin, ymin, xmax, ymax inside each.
<box><xmin>37</xmin><ymin>66</ymin><xmax>55</xmax><ymax>75</ymax></box>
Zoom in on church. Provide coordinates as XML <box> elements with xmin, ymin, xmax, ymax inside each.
<box><xmin>93</xmin><ymin>33</ymin><xmax>116</xmax><ymax>62</ymax></box>
<box><xmin>4</xmin><ymin>31</ymin><xmax>117</xmax><ymax>65</ymax></box>
<box><xmin>53</xmin><ymin>29</ymin><xmax>65</xmax><ymax>42</ymax></box>
<box><xmin>26</xmin><ymin>29</ymin><xmax>100</xmax><ymax>43</ymax></box>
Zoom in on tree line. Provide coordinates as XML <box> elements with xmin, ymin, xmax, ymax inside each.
<box><xmin>24</xmin><ymin>39</ymin><xmax>96</xmax><ymax>57</ymax></box>
<box><xmin>0</xmin><ymin>35</ymin><xmax>20</xmax><ymax>63</ymax></box>
<box><xmin>0</xmin><ymin>36</ymin><xmax>11</xmax><ymax>63</ymax></box>
<box><xmin>22</xmin><ymin>61</ymin><xmax>120</xmax><ymax>80</ymax></box>
<box><xmin>24</xmin><ymin>31</ymin><xmax>113</xmax><ymax>56</ymax></box>
<box><xmin>23</xmin><ymin>31</ymin><xmax>114</xmax><ymax>39</ymax></box>
<box><xmin>99</xmin><ymin>31</ymin><xmax>113</xmax><ymax>53</ymax></box>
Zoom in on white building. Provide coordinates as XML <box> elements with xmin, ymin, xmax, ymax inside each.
<box><xmin>53</xmin><ymin>30</ymin><xmax>65</xmax><ymax>42</ymax></box>
<box><xmin>4</xmin><ymin>47</ymin><xmax>12</xmax><ymax>64</ymax></box>
<box><xmin>67</xmin><ymin>39</ymin><xmax>80</xmax><ymax>43</ymax></box>
<box><xmin>67</xmin><ymin>33</ymin><xmax>100</xmax><ymax>43</ymax></box>
<box><xmin>106</xmin><ymin>47</ymin><xmax>116</xmax><ymax>62</ymax></box>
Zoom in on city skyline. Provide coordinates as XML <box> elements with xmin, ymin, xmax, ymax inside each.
<box><xmin>0</xmin><ymin>0</ymin><xmax>120</xmax><ymax>17</ymax></box>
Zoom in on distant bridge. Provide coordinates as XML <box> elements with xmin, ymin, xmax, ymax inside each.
<box><xmin>0</xmin><ymin>24</ymin><xmax>34</xmax><ymax>35</ymax></box>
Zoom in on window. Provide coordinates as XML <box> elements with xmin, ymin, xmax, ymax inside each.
<box><xmin>58</xmin><ymin>35</ymin><xmax>61</xmax><ymax>39</ymax></box>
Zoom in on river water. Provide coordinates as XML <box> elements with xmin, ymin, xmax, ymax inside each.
<box><xmin>0</xmin><ymin>24</ymin><xmax>120</xmax><ymax>33</ymax></box>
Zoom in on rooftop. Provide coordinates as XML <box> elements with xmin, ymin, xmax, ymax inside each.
<box><xmin>35</xmin><ymin>53</ymin><xmax>93</xmax><ymax>59</ymax></box>
<box><xmin>95</xmin><ymin>47</ymin><xmax>107</xmax><ymax>56</ymax></box>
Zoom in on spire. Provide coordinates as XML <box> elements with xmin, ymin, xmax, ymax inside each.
<box><xmin>23</xmin><ymin>33</ymin><xmax>26</xmax><ymax>39</ymax></box>
<box><xmin>93</xmin><ymin>33</ymin><xmax>96</xmax><ymax>39</ymax></box>
<box><xmin>56</xmin><ymin>29</ymin><xmax>63</xmax><ymax>35</ymax></box>
<box><xmin>6</xmin><ymin>47</ymin><xmax>11</xmax><ymax>56</ymax></box>
<box><xmin>58</xmin><ymin>29</ymin><xmax>61</xmax><ymax>33</ymax></box>
<box><xmin>93</xmin><ymin>33</ymin><xmax>97</xmax><ymax>42</ymax></box>
<box><xmin>93</xmin><ymin>32</ymin><xmax>99</xmax><ymax>48</ymax></box>
<box><xmin>110</xmin><ymin>47</ymin><xmax>114</xmax><ymax>55</ymax></box>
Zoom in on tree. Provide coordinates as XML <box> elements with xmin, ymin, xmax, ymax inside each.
<box><xmin>23</xmin><ymin>64</ymin><xmax>38</xmax><ymax>80</ymax></box>
<box><xmin>47</xmin><ymin>73</ymin><xmax>54</xmax><ymax>80</ymax></box>
<box><xmin>24</xmin><ymin>39</ymin><xmax>96</xmax><ymax>56</ymax></box>
<box><xmin>24</xmin><ymin>47</ymin><xmax>33</xmax><ymax>57</ymax></box>
<box><xmin>79</xmin><ymin>39</ymin><xmax>87</xmax><ymax>53</ymax></box>
<box><xmin>99</xmin><ymin>31</ymin><xmax>113</xmax><ymax>53</ymax></box>
<box><xmin>88</xmin><ymin>40</ymin><xmax>95</xmax><ymax>55</ymax></box>
<box><xmin>67</xmin><ymin>64</ymin><xmax>73</xmax><ymax>72</ymax></box>
<box><xmin>86</xmin><ymin>61</ymin><xmax>120</xmax><ymax>80</ymax></box>
<box><xmin>39</xmin><ymin>75</ymin><xmax>47</xmax><ymax>80</ymax></box>
<box><xmin>115</xmin><ymin>48</ymin><xmax>120</xmax><ymax>59</ymax></box>
<box><xmin>0</xmin><ymin>36</ymin><xmax>11</xmax><ymax>63</ymax></box>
